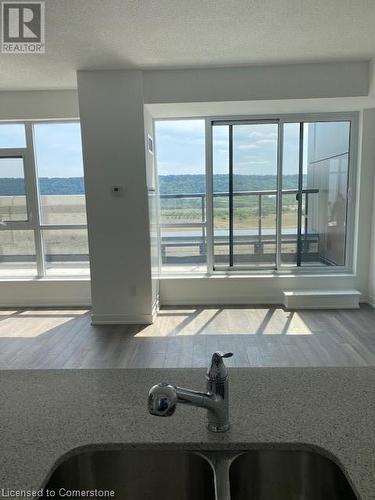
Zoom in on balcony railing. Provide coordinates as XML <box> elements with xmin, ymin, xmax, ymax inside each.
<box><xmin>160</xmin><ymin>188</ymin><xmax>319</xmax><ymax>265</ymax></box>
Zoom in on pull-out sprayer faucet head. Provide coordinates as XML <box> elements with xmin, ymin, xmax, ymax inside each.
<box><xmin>148</xmin><ymin>382</ymin><xmax>178</xmax><ymax>417</ymax></box>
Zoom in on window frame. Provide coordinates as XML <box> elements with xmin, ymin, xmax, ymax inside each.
<box><xmin>155</xmin><ymin>111</ymin><xmax>359</xmax><ymax>276</ymax></box>
<box><xmin>0</xmin><ymin>120</ymin><xmax>89</xmax><ymax>279</ymax></box>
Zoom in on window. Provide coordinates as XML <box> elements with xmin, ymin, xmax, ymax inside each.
<box><xmin>212</xmin><ymin>122</ymin><xmax>278</xmax><ymax>268</ymax></box>
<box><xmin>0</xmin><ymin>121</ymin><xmax>89</xmax><ymax>278</ymax></box>
<box><xmin>0</xmin><ymin>230</ymin><xmax>36</xmax><ymax>277</ymax></box>
<box><xmin>155</xmin><ymin>113</ymin><xmax>356</xmax><ymax>274</ymax></box>
<box><xmin>155</xmin><ymin>120</ymin><xmax>206</xmax><ymax>273</ymax></box>
<box><xmin>0</xmin><ymin>157</ymin><xmax>28</xmax><ymax>222</ymax></box>
<box><xmin>34</xmin><ymin>123</ymin><xmax>87</xmax><ymax>225</ymax></box>
<box><xmin>280</xmin><ymin>121</ymin><xmax>350</xmax><ymax>268</ymax></box>
<box><xmin>0</xmin><ymin>123</ymin><xmax>26</xmax><ymax>148</ymax></box>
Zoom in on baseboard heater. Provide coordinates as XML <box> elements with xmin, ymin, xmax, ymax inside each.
<box><xmin>282</xmin><ymin>289</ymin><xmax>361</xmax><ymax>309</ymax></box>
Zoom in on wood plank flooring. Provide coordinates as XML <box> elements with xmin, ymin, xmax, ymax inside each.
<box><xmin>0</xmin><ymin>305</ymin><xmax>375</xmax><ymax>368</ymax></box>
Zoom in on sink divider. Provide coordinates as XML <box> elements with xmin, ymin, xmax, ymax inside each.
<box><xmin>195</xmin><ymin>451</ymin><xmax>243</xmax><ymax>500</ymax></box>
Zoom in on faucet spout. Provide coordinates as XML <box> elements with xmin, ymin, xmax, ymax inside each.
<box><xmin>175</xmin><ymin>387</ymin><xmax>215</xmax><ymax>409</ymax></box>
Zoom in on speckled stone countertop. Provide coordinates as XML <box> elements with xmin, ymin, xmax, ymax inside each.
<box><xmin>0</xmin><ymin>368</ymin><xmax>374</xmax><ymax>499</ymax></box>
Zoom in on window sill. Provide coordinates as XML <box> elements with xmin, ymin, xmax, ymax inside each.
<box><xmin>159</xmin><ymin>271</ymin><xmax>356</xmax><ymax>280</ymax></box>
<box><xmin>0</xmin><ymin>276</ymin><xmax>90</xmax><ymax>283</ymax></box>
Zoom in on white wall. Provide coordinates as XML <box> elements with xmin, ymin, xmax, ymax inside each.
<box><xmin>364</xmin><ymin>109</ymin><xmax>375</xmax><ymax>306</ymax></box>
<box><xmin>77</xmin><ymin>70</ymin><xmax>153</xmax><ymax>324</ymax></box>
<box><xmin>143</xmin><ymin>61</ymin><xmax>369</xmax><ymax>104</ymax></box>
<box><xmin>0</xmin><ymin>279</ymin><xmax>90</xmax><ymax>307</ymax></box>
<box><xmin>159</xmin><ymin>274</ymin><xmax>365</xmax><ymax>306</ymax></box>
<box><xmin>0</xmin><ymin>90</ymin><xmax>79</xmax><ymax>120</ymax></box>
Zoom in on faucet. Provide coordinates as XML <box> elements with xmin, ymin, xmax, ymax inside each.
<box><xmin>148</xmin><ymin>352</ymin><xmax>233</xmax><ymax>432</ymax></box>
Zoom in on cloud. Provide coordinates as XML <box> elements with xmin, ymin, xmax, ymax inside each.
<box><xmin>160</xmin><ymin>133</ymin><xmax>205</xmax><ymax>146</ymax></box>
<box><xmin>158</xmin><ymin>161</ymin><xmax>204</xmax><ymax>175</ymax></box>
<box><xmin>236</xmin><ymin>160</ymin><xmax>269</xmax><ymax>166</ymax></box>
<box><xmin>248</xmin><ymin>131</ymin><xmax>264</xmax><ymax>139</ymax></box>
<box><xmin>257</xmin><ymin>139</ymin><xmax>277</xmax><ymax>145</ymax></box>
<box><xmin>156</xmin><ymin>120</ymin><xmax>205</xmax><ymax>136</ymax></box>
<box><xmin>156</xmin><ymin>120</ymin><xmax>280</xmax><ymax>176</ymax></box>
<box><xmin>236</xmin><ymin>144</ymin><xmax>258</xmax><ymax>150</ymax></box>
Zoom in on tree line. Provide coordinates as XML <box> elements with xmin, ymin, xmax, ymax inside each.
<box><xmin>0</xmin><ymin>174</ymin><xmax>303</xmax><ymax>196</ymax></box>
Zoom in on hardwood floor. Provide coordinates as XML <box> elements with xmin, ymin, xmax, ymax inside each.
<box><xmin>0</xmin><ymin>305</ymin><xmax>375</xmax><ymax>368</ymax></box>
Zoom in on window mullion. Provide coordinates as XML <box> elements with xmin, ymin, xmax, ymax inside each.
<box><xmin>24</xmin><ymin>122</ymin><xmax>45</xmax><ymax>277</ymax></box>
<box><xmin>205</xmin><ymin>119</ymin><xmax>214</xmax><ymax>274</ymax></box>
<box><xmin>276</xmin><ymin>120</ymin><xmax>283</xmax><ymax>271</ymax></box>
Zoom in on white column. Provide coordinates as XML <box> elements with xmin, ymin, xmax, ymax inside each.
<box><xmin>77</xmin><ymin>70</ymin><xmax>152</xmax><ymax>324</ymax></box>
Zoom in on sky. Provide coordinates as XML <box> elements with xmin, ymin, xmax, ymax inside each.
<box><xmin>0</xmin><ymin>122</ymin><xmax>84</xmax><ymax>178</ymax></box>
<box><xmin>0</xmin><ymin>119</ymin><xmax>349</xmax><ymax>181</ymax></box>
<box><xmin>155</xmin><ymin>119</ymin><xmax>303</xmax><ymax>177</ymax></box>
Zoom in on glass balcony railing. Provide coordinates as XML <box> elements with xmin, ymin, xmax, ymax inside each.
<box><xmin>159</xmin><ymin>188</ymin><xmax>320</xmax><ymax>271</ymax></box>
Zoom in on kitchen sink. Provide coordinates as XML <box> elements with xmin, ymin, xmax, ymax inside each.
<box><xmin>43</xmin><ymin>449</ymin><xmax>215</xmax><ymax>500</ymax></box>
<box><xmin>230</xmin><ymin>449</ymin><xmax>357</xmax><ymax>500</ymax></box>
<box><xmin>43</xmin><ymin>448</ymin><xmax>357</xmax><ymax>500</ymax></box>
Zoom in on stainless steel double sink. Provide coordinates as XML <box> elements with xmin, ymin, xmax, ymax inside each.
<box><xmin>43</xmin><ymin>448</ymin><xmax>357</xmax><ymax>500</ymax></box>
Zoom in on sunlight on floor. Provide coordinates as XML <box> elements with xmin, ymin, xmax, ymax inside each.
<box><xmin>134</xmin><ymin>307</ymin><xmax>314</xmax><ymax>337</ymax></box>
<box><xmin>0</xmin><ymin>309</ymin><xmax>89</xmax><ymax>338</ymax></box>
<box><xmin>0</xmin><ymin>310</ymin><xmax>19</xmax><ymax>316</ymax></box>
<box><xmin>19</xmin><ymin>309</ymin><xmax>89</xmax><ymax>317</ymax></box>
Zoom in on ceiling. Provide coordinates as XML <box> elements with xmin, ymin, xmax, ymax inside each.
<box><xmin>1</xmin><ymin>0</ymin><xmax>375</xmax><ymax>90</ymax></box>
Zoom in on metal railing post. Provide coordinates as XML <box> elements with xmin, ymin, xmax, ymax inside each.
<box><xmin>201</xmin><ymin>193</ymin><xmax>206</xmax><ymax>256</ymax></box>
<box><xmin>257</xmin><ymin>193</ymin><xmax>262</xmax><ymax>255</ymax></box>
<box><xmin>304</xmin><ymin>192</ymin><xmax>309</xmax><ymax>252</ymax></box>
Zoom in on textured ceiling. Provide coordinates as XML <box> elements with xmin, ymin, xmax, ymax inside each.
<box><xmin>0</xmin><ymin>0</ymin><xmax>375</xmax><ymax>90</ymax></box>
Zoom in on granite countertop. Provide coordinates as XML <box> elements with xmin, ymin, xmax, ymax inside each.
<box><xmin>0</xmin><ymin>367</ymin><xmax>374</xmax><ymax>499</ymax></box>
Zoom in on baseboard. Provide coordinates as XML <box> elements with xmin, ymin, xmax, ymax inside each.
<box><xmin>366</xmin><ymin>295</ymin><xmax>375</xmax><ymax>308</ymax></box>
<box><xmin>160</xmin><ymin>296</ymin><xmax>281</xmax><ymax>306</ymax></box>
<box><xmin>91</xmin><ymin>313</ymin><xmax>153</xmax><ymax>325</ymax></box>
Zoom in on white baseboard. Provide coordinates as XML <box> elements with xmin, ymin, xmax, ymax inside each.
<box><xmin>161</xmin><ymin>296</ymin><xmax>281</xmax><ymax>306</ymax></box>
<box><xmin>367</xmin><ymin>295</ymin><xmax>375</xmax><ymax>308</ymax></box>
<box><xmin>91</xmin><ymin>313</ymin><xmax>153</xmax><ymax>325</ymax></box>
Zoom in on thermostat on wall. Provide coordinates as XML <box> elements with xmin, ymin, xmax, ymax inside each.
<box><xmin>111</xmin><ymin>186</ymin><xmax>123</xmax><ymax>196</ymax></box>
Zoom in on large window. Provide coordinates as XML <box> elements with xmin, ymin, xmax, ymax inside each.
<box><xmin>0</xmin><ymin>122</ymin><xmax>89</xmax><ymax>278</ymax></box>
<box><xmin>155</xmin><ymin>114</ymin><xmax>356</xmax><ymax>274</ymax></box>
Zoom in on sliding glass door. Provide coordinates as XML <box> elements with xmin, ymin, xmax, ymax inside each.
<box><xmin>212</xmin><ymin>121</ymin><xmax>278</xmax><ymax>268</ymax></box>
<box><xmin>210</xmin><ymin>116</ymin><xmax>353</xmax><ymax>272</ymax></box>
